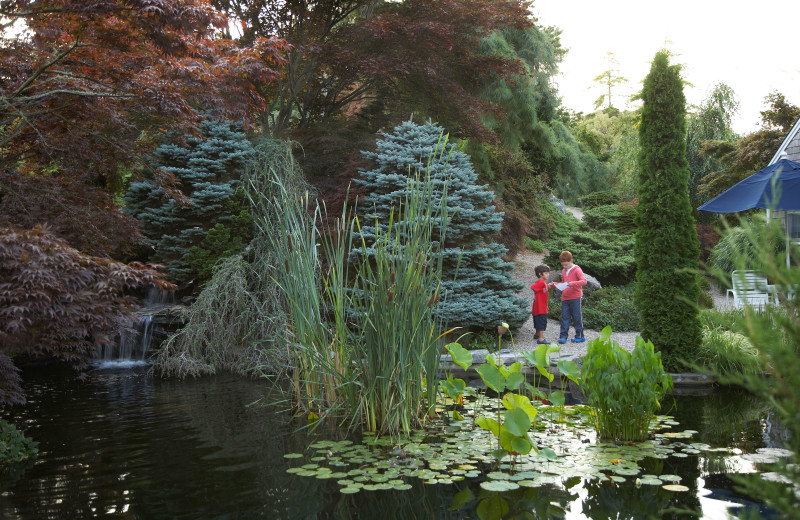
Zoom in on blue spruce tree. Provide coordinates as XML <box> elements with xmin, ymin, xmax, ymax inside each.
<box><xmin>356</xmin><ymin>120</ymin><xmax>528</xmax><ymax>330</ymax></box>
<box><xmin>124</xmin><ymin>119</ymin><xmax>254</xmax><ymax>286</ymax></box>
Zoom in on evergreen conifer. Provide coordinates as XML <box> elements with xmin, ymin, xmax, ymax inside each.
<box><xmin>125</xmin><ymin>119</ymin><xmax>254</xmax><ymax>286</ymax></box>
<box><xmin>634</xmin><ymin>52</ymin><xmax>701</xmax><ymax>370</ymax></box>
<box><xmin>356</xmin><ymin>120</ymin><xmax>528</xmax><ymax>330</ymax></box>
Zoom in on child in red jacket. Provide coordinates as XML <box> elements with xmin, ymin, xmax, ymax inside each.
<box><xmin>548</xmin><ymin>250</ymin><xmax>587</xmax><ymax>344</ymax></box>
<box><xmin>530</xmin><ymin>264</ymin><xmax>551</xmax><ymax>344</ymax></box>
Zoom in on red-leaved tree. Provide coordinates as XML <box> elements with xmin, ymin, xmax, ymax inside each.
<box><xmin>0</xmin><ymin>226</ymin><xmax>176</xmax><ymax>405</ymax></box>
<box><xmin>0</xmin><ymin>0</ymin><xmax>288</xmax><ymax>253</ymax></box>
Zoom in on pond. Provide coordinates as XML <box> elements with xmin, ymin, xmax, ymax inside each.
<box><xmin>0</xmin><ymin>365</ymin><xmax>788</xmax><ymax>519</ymax></box>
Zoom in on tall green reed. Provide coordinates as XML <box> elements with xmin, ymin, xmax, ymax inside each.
<box><xmin>251</xmin><ymin>142</ymin><xmax>454</xmax><ymax>437</ymax></box>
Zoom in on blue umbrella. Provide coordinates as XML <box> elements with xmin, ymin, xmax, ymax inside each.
<box><xmin>698</xmin><ymin>158</ymin><xmax>800</xmax><ymax>268</ymax></box>
<box><xmin>697</xmin><ymin>158</ymin><xmax>800</xmax><ymax>212</ymax></box>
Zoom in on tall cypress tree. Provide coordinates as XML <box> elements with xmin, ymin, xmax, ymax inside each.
<box><xmin>124</xmin><ymin>119</ymin><xmax>254</xmax><ymax>286</ymax></box>
<box><xmin>356</xmin><ymin>120</ymin><xmax>528</xmax><ymax>330</ymax></box>
<box><xmin>634</xmin><ymin>52</ymin><xmax>701</xmax><ymax>370</ymax></box>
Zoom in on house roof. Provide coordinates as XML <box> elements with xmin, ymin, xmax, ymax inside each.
<box><xmin>770</xmin><ymin>117</ymin><xmax>800</xmax><ymax>165</ymax></box>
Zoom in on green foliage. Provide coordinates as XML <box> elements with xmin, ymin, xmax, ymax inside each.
<box><xmin>0</xmin><ymin>419</ymin><xmax>38</xmax><ymax>465</ymax></box>
<box><xmin>699</xmin><ymin>92</ymin><xmax>800</xmax><ymax>200</ymax></box>
<box><xmin>705</xmin><ymin>216</ymin><xmax>800</xmax><ymax>517</ymax></box>
<box><xmin>578</xmin><ymin>190</ymin><xmax>620</xmax><ymax>209</ymax></box>
<box><xmin>581</xmin><ymin>204</ymin><xmax>636</xmax><ymax>234</ymax></box>
<box><xmin>583</xmin><ymin>285</ymin><xmax>640</xmax><ymax>331</ymax></box>
<box><xmin>124</xmin><ymin>119</ymin><xmax>254</xmax><ymax>286</ymax></box>
<box><xmin>260</xmin><ymin>159</ymin><xmax>449</xmax><ymax>436</ymax></box>
<box><xmin>152</xmin><ymin>139</ymin><xmax>306</xmax><ymax>378</ymax></box>
<box><xmin>634</xmin><ymin>51</ymin><xmax>701</xmax><ymax>371</ymax></box>
<box><xmin>523</xmin><ymin>237</ymin><xmax>545</xmax><ymax>253</ymax></box>
<box><xmin>697</xmin><ymin>328</ymin><xmax>762</xmax><ymax>377</ymax></box>
<box><xmin>580</xmin><ymin>327</ymin><xmax>673</xmax><ymax>442</ymax></box>
<box><xmin>356</xmin><ymin>121</ymin><xmax>528</xmax><ymax>330</ymax></box>
<box><xmin>544</xmin><ymin>230</ymin><xmax>635</xmax><ymax>286</ymax></box>
<box><xmin>708</xmin><ymin>218</ymin><xmax>785</xmax><ymax>275</ymax></box>
<box><xmin>186</xmin><ymin>189</ymin><xmax>254</xmax><ymax>287</ymax></box>
<box><xmin>685</xmin><ymin>83</ymin><xmax>739</xmax><ymax>208</ymax></box>
<box><xmin>536</xmin><ymin>199</ymin><xmax>580</xmax><ymax>241</ymax></box>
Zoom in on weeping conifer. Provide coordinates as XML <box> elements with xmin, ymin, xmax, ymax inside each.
<box><xmin>634</xmin><ymin>51</ymin><xmax>701</xmax><ymax>370</ymax></box>
<box><xmin>356</xmin><ymin>120</ymin><xmax>528</xmax><ymax>330</ymax></box>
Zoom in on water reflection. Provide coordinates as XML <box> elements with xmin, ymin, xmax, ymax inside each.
<box><xmin>0</xmin><ymin>369</ymin><xmax>785</xmax><ymax>519</ymax></box>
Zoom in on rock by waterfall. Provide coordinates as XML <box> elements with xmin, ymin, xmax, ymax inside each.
<box><xmin>96</xmin><ymin>287</ymin><xmax>185</xmax><ymax>368</ymax></box>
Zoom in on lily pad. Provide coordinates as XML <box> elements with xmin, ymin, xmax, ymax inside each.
<box><xmin>663</xmin><ymin>484</ymin><xmax>690</xmax><ymax>492</ymax></box>
<box><xmin>480</xmin><ymin>480</ymin><xmax>520</xmax><ymax>492</ymax></box>
<box><xmin>284</xmin><ymin>453</ymin><xmax>303</xmax><ymax>459</ymax></box>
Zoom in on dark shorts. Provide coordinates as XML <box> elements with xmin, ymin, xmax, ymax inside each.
<box><xmin>533</xmin><ymin>314</ymin><xmax>548</xmax><ymax>331</ymax></box>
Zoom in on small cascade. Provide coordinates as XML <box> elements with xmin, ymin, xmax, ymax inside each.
<box><xmin>95</xmin><ymin>287</ymin><xmax>178</xmax><ymax>368</ymax></box>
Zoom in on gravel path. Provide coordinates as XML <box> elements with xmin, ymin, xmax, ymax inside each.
<box><xmin>506</xmin><ymin>206</ymin><xmax>728</xmax><ymax>358</ymax></box>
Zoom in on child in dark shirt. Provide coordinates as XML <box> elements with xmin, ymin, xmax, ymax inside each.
<box><xmin>530</xmin><ymin>264</ymin><xmax>551</xmax><ymax>345</ymax></box>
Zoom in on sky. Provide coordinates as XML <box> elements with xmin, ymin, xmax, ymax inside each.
<box><xmin>533</xmin><ymin>0</ymin><xmax>800</xmax><ymax>134</ymax></box>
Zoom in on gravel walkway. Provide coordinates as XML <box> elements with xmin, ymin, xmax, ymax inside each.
<box><xmin>506</xmin><ymin>206</ymin><xmax>728</xmax><ymax>358</ymax></box>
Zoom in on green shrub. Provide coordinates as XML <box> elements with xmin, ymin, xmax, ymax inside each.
<box><xmin>583</xmin><ymin>285</ymin><xmax>639</xmax><ymax>331</ymax></box>
<box><xmin>708</xmin><ymin>220</ymin><xmax>785</xmax><ymax>276</ymax></box>
<box><xmin>523</xmin><ymin>237</ymin><xmax>545</xmax><ymax>253</ymax></box>
<box><xmin>544</xmin><ymin>231</ymin><xmax>635</xmax><ymax>286</ymax></box>
<box><xmin>0</xmin><ymin>419</ymin><xmax>38</xmax><ymax>465</ymax></box>
<box><xmin>580</xmin><ymin>327</ymin><xmax>673</xmax><ymax>442</ymax></box>
<box><xmin>536</xmin><ymin>199</ymin><xmax>579</xmax><ymax>241</ymax></box>
<box><xmin>579</xmin><ymin>190</ymin><xmax>620</xmax><ymax>208</ymax></box>
<box><xmin>699</xmin><ymin>308</ymin><xmax>744</xmax><ymax>331</ymax></box>
<box><xmin>697</xmin><ymin>328</ymin><xmax>762</xmax><ymax>376</ymax></box>
<box><xmin>581</xmin><ymin>204</ymin><xmax>636</xmax><ymax>235</ymax></box>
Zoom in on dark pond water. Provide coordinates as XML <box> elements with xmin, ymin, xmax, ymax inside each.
<box><xmin>0</xmin><ymin>365</ymin><xmax>787</xmax><ymax>519</ymax></box>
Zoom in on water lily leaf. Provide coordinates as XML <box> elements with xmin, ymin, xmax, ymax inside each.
<box><xmin>538</xmin><ymin>447</ymin><xmax>559</xmax><ymax>461</ymax></box>
<box><xmin>284</xmin><ymin>453</ymin><xmax>303</xmax><ymax>459</ymax></box>
<box><xmin>393</xmin><ymin>483</ymin><xmax>413</xmax><ymax>491</ymax></box>
<box><xmin>476</xmin><ymin>494</ymin><xmax>509</xmax><ymax>520</ymax></box>
<box><xmin>504</xmin><ymin>408</ymin><xmax>532</xmax><ymax>436</ymax></box>
<box><xmin>557</xmin><ymin>360</ymin><xmax>581</xmax><ymax>385</ymax></box>
<box><xmin>486</xmin><ymin>471</ymin><xmax>511</xmax><ymax>480</ymax></box>
<box><xmin>505</xmin><ymin>372</ymin><xmax>525</xmax><ymax>391</ymax></box>
<box><xmin>660</xmin><ymin>474</ymin><xmax>682</xmax><ymax>483</ymax></box>
<box><xmin>480</xmin><ymin>480</ymin><xmax>519</xmax><ymax>492</ymax></box>
<box><xmin>340</xmin><ymin>486</ymin><xmax>361</xmax><ymax>494</ymax></box>
<box><xmin>639</xmin><ymin>477</ymin><xmax>662</xmax><ymax>485</ymax></box>
<box><xmin>503</xmin><ymin>393</ymin><xmax>538</xmax><ymax>421</ymax></box>
<box><xmin>500</xmin><ymin>430</ymin><xmax>533</xmax><ymax>455</ymax></box>
<box><xmin>476</xmin><ymin>416</ymin><xmax>500</xmax><ymax>436</ymax></box>
<box><xmin>548</xmin><ymin>391</ymin><xmax>566</xmax><ymax>408</ymax></box>
<box><xmin>476</xmin><ymin>363</ymin><xmax>506</xmax><ymax>393</ymax></box>
<box><xmin>662</xmin><ymin>484</ymin><xmax>690</xmax><ymax>492</ymax></box>
<box><xmin>286</xmin><ymin>467</ymin><xmax>303</xmax><ymax>474</ymax></box>
<box><xmin>445</xmin><ymin>342</ymin><xmax>474</xmax><ymax>371</ymax></box>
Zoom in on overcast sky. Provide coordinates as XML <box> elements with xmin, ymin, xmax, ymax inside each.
<box><xmin>533</xmin><ymin>0</ymin><xmax>799</xmax><ymax>134</ymax></box>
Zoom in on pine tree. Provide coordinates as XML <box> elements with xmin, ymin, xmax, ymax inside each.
<box><xmin>125</xmin><ymin>119</ymin><xmax>254</xmax><ymax>286</ymax></box>
<box><xmin>634</xmin><ymin>52</ymin><xmax>701</xmax><ymax>370</ymax></box>
<box><xmin>356</xmin><ymin>120</ymin><xmax>528</xmax><ymax>330</ymax></box>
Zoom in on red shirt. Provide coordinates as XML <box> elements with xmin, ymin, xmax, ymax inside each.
<box><xmin>560</xmin><ymin>264</ymin><xmax>587</xmax><ymax>301</ymax></box>
<box><xmin>531</xmin><ymin>279</ymin><xmax>548</xmax><ymax>316</ymax></box>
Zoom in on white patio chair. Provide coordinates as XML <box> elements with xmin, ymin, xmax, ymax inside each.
<box><xmin>726</xmin><ymin>270</ymin><xmax>772</xmax><ymax>310</ymax></box>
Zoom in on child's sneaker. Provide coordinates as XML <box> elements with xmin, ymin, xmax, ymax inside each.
<box><xmin>558</xmin><ymin>337</ymin><xmax>568</xmax><ymax>344</ymax></box>
<box><xmin>537</xmin><ymin>339</ymin><xmax>550</xmax><ymax>345</ymax></box>
<box><xmin>571</xmin><ymin>336</ymin><xmax>586</xmax><ymax>343</ymax></box>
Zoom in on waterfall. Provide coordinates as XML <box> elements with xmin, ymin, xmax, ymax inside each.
<box><xmin>95</xmin><ymin>287</ymin><xmax>176</xmax><ymax>368</ymax></box>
